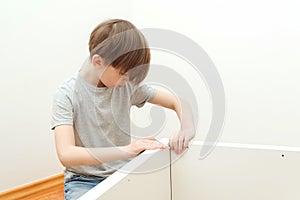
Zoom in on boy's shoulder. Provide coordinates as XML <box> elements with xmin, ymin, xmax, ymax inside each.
<box><xmin>53</xmin><ymin>74</ymin><xmax>77</xmax><ymax>100</ymax></box>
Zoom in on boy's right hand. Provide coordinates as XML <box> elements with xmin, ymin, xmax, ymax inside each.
<box><xmin>126</xmin><ymin>137</ymin><xmax>166</xmax><ymax>156</ymax></box>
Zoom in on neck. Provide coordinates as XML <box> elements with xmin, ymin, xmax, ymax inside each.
<box><xmin>79</xmin><ymin>62</ymin><xmax>107</xmax><ymax>88</ymax></box>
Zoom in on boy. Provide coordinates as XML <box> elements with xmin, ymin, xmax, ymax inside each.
<box><xmin>51</xmin><ymin>19</ymin><xmax>195</xmax><ymax>200</ymax></box>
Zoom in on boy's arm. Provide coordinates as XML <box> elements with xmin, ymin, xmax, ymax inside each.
<box><xmin>54</xmin><ymin>125</ymin><xmax>165</xmax><ymax>167</ymax></box>
<box><xmin>149</xmin><ymin>90</ymin><xmax>196</xmax><ymax>154</ymax></box>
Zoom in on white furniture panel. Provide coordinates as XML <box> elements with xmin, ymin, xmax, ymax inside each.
<box><xmin>172</xmin><ymin>142</ymin><xmax>300</xmax><ymax>200</ymax></box>
<box><xmin>78</xmin><ymin>149</ymin><xmax>171</xmax><ymax>200</ymax></box>
<box><xmin>79</xmin><ymin>141</ymin><xmax>300</xmax><ymax>200</ymax></box>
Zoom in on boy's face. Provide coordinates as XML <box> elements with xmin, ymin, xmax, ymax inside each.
<box><xmin>92</xmin><ymin>54</ymin><xmax>129</xmax><ymax>88</ymax></box>
<box><xmin>99</xmin><ymin>65</ymin><xmax>129</xmax><ymax>88</ymax></box>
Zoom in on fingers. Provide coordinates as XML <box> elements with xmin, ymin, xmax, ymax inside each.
<box><xmin>143</xmin><ymin>140</ymin><xmax>165</xmax><ymax>150</ymax></box>
<box><xmin>137</xmin><ymin>138</ymin><xmax>166</xmax><ymax>153</ymax></box>
<box><xmin>136</xmin><ymin>134</ymin><xmax>191</xmax><ymax>156</ymax></box>
<box><xmin>177</xmin><ymin>135</ymin><xmax>184</xmax><ymax>154</ymax></box>
<box><xmin>183</xmin><ymin>136</ymin><xmax>189</xmax><ymax>149</ymax></box>
<box><xmin>169</xmin><ymin>132</ymin><xmax>189</xmax><ymax>155</ymax></box>
<box><xmin>169</xmin><ymin>134</ymin><xmax>175</xmax><ymax>151</ymax></box>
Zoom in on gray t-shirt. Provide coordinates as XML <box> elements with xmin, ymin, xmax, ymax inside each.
<box><xmin>51</xmin><ymin>73</ymin><xmax>157</xmax><ymax>177</ymax></box>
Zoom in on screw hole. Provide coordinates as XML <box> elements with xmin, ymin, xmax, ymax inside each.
<box><xmin>281</xmin><ymin>154</ymin><xmax>285</xmax><ymax>157</ymax></box>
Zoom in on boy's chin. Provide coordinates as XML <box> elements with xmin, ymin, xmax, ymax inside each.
<box><xmin>115</xmin><ymin>83</ymin><xmax>126</xmax><ymax>88</ymax></box>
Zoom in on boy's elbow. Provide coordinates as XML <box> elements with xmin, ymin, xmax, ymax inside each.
<box><xmin>58</xmin><ymin>154</ymin><xmax>69</xmax><ymax>167</ymax></box>
<box><xmin>57</xmin><ymin>148</ymin><xmax>73</xmax><ymax>167</ymax></box>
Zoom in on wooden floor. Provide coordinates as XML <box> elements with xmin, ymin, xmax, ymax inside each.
<box><xmin>0</xmin><ymin>173</ymin><xmax>64</xmax><ymax>200</ymax></box>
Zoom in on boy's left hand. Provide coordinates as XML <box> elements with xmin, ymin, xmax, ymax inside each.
<box><xmin>169</xmin><ymin>129</ymin><xmax>195</xmax><ymax>154</ymax></box>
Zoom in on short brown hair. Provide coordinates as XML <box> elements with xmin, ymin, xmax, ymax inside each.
<box><xmin>89</xmin><ymin>19</ymin><xmax>151</xmax><ymax>85</ymax></box>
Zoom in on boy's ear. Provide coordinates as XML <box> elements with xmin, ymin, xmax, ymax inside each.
<box><xmin>91</xmin><ymin>54</ymin><xmax>105</xmax><ymax>70</ymax></box>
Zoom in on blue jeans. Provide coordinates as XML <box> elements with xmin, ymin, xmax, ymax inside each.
<box><xmin>64</xmin><ymin>171</ymin><xmax>106</xmax><ymax>200</ymax></box>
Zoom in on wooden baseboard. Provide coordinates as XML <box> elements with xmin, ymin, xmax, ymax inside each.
<box><xmin>0</xmin><ymin>173</ymin><xmax>64</xmax><ymax>200</ymax></box>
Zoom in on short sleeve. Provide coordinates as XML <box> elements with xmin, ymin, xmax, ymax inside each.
<box><xmin>51</xmin><ymin>89</ymin><xmax>73</xmax><ymax>130</ymax></box>
<box><xmin>130</xmin><ymin>84</ymin><xmax>157</xmax><ymax>108</ymax></box>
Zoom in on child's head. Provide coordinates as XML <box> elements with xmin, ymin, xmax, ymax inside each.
<box><xmin>89</xmin><ymin>19</ymin><xmax>150</xmax><ymax>86</ymax></box>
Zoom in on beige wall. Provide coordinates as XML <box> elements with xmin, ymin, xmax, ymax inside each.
<box><xmin>1</xmin><ymin>0</ymin><xmax>299</xmax><ymax>192</ymax></box>
<box><xmin>0</xmin><ymin>0</ymin><xmax>133</xmax><ymax>192</ymax></box>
